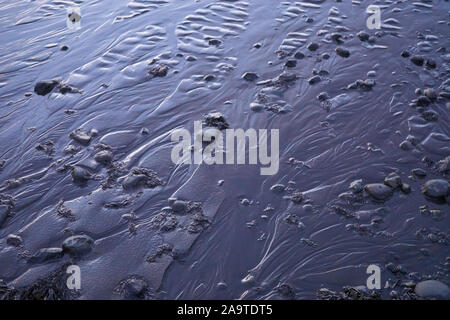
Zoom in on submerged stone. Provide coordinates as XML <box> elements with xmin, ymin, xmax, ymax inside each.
<box><xmin>62</xmin><ymin>235</ymin><xmax>94</xmax><ymax>256</ymax></box>
<box><xmin>364</xmin><ymin>183</ymin><xmax>393</xmax><ymax>201</ymax></box>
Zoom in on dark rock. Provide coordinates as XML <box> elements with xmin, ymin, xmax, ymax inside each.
<box><xmin>149</xmin><ymin>64</ymin><xmax>168</xmax><ymax>77</ymax></box>
<box><xmin>350</xmin><ymin>179</ymin><xmax>363</xmax><ymax>193</ymax></box>
<box><xmin>60</xmin><ymin>45</ymin><xmax>69</xmax><ymax>51</ymax></box>
<box><xmin>415</xmin><ymin>280</ymin><xmax>450</xmax><ymax>299</ymax></box>
<box><xmin>124</xmin><ymin>278</ymin><xmax>148</xmax><ymax>297</ymax></box>
<box><xmin>412</xmin><ymin>168</ymin><xmax>427</xmax><ymax>178</ymax></box>
<box><xmin>411</xmin><ymin>55</ymin><xmax>424</xmax><ymax>66</ymax></box>
<box><xmin>172</xmin><ymin>200</ymin><xmax>187</xmax><ymax>213</ymax></box>
<box><xmin>34</xmin><ymin>79</ymin><xmax>60</xmax><ymax>96</ymax></box>
<box><xmin>6</xmin><ymin>234</ymin><xmax>23</xmax><ymax>247</ymax></box>
<box><xmin>242</xmin><ymin>72</ymin><xmax>259</xmax><ymax>81</ymax></box>
<box><xmin>425</xmin><ymin>59</ymin><xmax>436</xmax><ymax>69</ymax></box>
<box><xmin>203</xmin><ymin>74</ymin><xmax>215</xmax><ymax>82</ymax></box>
<box><xmin>204</xmin><ymin>112</ymin><xmax>229</xmax><ymax>130</ymax></box>
<box><xmin>384</xmin><ymin>173</ymin><xmax>402</xmax><ymax>189</ymax></box>
<box><xmin>416</xmin><ymin>95</ymin><xmax>431</xmax><ymax>107</ymax></box>
<box><xmin>335</xmin><ymin>47</ymin><xmax>350</xmax><ymax>58</ymax></box>
<box><xmin>307</xmin><ymin>42</ymin><xmax>319</xmax><ymax>51</ymax></box>
<box><xmin>424</xmin><ymin>88</ymin><xmax>437</xmax><ymax>100</ymax></box>
<box><xmin>330</xmin><ymin>33</ymin><xmax>343</xmax><ymax>43</ymax></box>
<box><xmin>285</xmin><ymin>59</ymin><xmax>297</xmax><ymax>68</ymax></box>
<box><xmin>401</xmin><ymin>50</ymin><xmax>410</xmax><ymax>58</ymax></box>
<box><xmin>308</xmin><ymin>75</ymin><xmax>321</xmax><ymax>85</ymax></box>
<box><xmin>421</xmin><ymin>110</ymin><xmax>438</xmax><ymax>122</ymax></box>
<box><xmin>357</xmin><ymin>31</ymin><xmax>370</xmax><ymax>42</ymax></box>
<box><xmin>401</xmin><ymin>184</ymin><xmax>411</xmax><ymax>194</ymax></box>
<box><xmin>28</xmin><ymin>248</ymin><xmax>64</xmax><ymax>264</ymax></box>
<box><xmin>94</xmin><ymin>150</ymin><xmax>113</xmax><ymax>165</ymax></box>
<box><xmin>208</xmin><ymin>39</ymin><xmax>222</xmax><ymax>46</ymax></box>
<box><xmin>365</xmin><ymin>183</ymin><xmax>393</xmax><ymax>201</ymax></box>
<box><xmin>69</xmin><ymin>129</ymin><xmax>92</xmax><ymax>145</ymax></box>
<box><xmin>422</xmin><ymin>179</ymin><xmax>449</xmax><ymax>199</ymax></box>
<box><xmin>294</xmin><ymin>52</ymin><xmax>305</xmax><ymax>59</ymax></box>
<box><xmin>62</xmin><ymin>235</ymin><xmax>94</xmax><ymax>256</ymax></box>
<box><xmin>71</xmin><ymin>166</ymin><xmax>91</xmax><ymax>184</ymax></box>
<box><xmin>270</xmin><ymin>184</ymin><xmax>286</xmax><ymax>193</ymax></box>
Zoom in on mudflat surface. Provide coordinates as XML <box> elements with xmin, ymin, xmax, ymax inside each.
<box><xmin>0</xmin><ymin>0</ymin><xmax>449</xmax><ymax>299</ymax></box>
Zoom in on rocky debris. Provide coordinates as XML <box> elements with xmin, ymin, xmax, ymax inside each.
<box><xmin>148</xmin><ymin>64</ymin><xmax>168</xmax><ymax>77</ymax></box>
<box><xmin>421</xmin><ymin>110</ymin><xmax>438</xmax><ymax>122</ymax></box>
<box><xmin>59</xmin><ymin>84</ymin><xmax>81</xmax><ymax>95</ymax></box>
<box><xmin>34</xmin><ymin>78</ymin><xmax>81</xmax><ymax>96</ymax></box>
<box><xmin>122</xmin><ymin>167</ymin><xmax>164</xmax><ymax>190</ymax></box>
<box><xmin>284</xmin><ymin>213</ymin><xmax>304</xmax><ymax>229</ymax></box>
<box><xmin>69</xmin><ymin>129</ymin><xmax>93</xmax><ymax>146</ymax></box>
<box><xmin>0</xmin><ymin>263</ymin><xmax>79</xmax><ymax>300</ymax></box>
<box><xmin>71</xmin><ymin>166</ymin><xmax>91</xmax><ymax>184</ymax></box>
<box><xmin>62</xmin><ymin>235</ymin><xmax>94</xmax><ymax>256</ymax></box>
<box><xmin>335</xmin><ymin>47</ymin><xmax>350</xmax><ymax>58</ymax></box>
<box><xmin>384</xmin><ymin>173</ymin><xmax>402</xmax><ymax>189</ymax></box>
<box><xmin>6</xmin><ymin>234</ymin><xmax>23</xmax><ymax>247</ymax></box>
<box><xmin>34</xmin><ymin>79</ymin><xmax>60</xmax><ymax>96</ymax></box>
<box><xmin>348</xmin><ymin>79</ymin><xmax>375</xmax><ymax>90</ymax></box>
<box><xmin>242</xmin><ymin>72</ymin><xmax>259</xmax><ymax>81</ymax></box>
<box><xmin>188</xmin><ymin>212</ymin><xmax>210</xmax><ymax>233</ymax></box>
<box><xmin>60</xmin><ymin>45</ymin><xmax>68</xmax><ymax>51</ymax></box>
<box><xmin>28</xmin><ymin>248</ymin><xmax>64</xmax><ymax>264</ymax></box>
<box><xmin>290</xmin><ymin>192</ymin><xmax>303</xmax><ymax>204</ymax></box>
<box><xmin>115</xmin><ymin>277</ymin><xmax>150</xmax><ymax>299</ymax></box>
<box><xmin>150</xmin><ymin>211</ymin><xmax>178</xmax><ymax>232</ymax></box>
<box><xmin>94</xmin><ymin>150</ymin><xmax>113</xmax><ymax>165</ymax></box>
<box><xmin>422</xmin><ymin>179</ymin><xmax>449</xmax><ymax>199</ymax></box>
<box><xmin>275</xmin><ymin>283</ymin><xmax>296</xmax><ymax>300</ymax></box>
<box><xmin>411</xmin><ymin>55</ymin><xmax>424</xmax><ymax>66</ymax></box>
<box><xmin>35</xmin><ymin>141</ymin><xmax>54</xmax><ymax>156</ymax></box>
<box><xmin>317</xmin><ymin>286</ymin><xmax>380</xmax><ymax>300</ymax></box>
<box><xmin>56</xmin><ymin>200</ymin><xmax>75</xmax><ymax>221</ymax></box>
<box><xmin>364</xmin><ymin>183</ymin><xmax>393</xmax><ymax>201</ymax></box>
<box><xmin>437</xmin><ymin>156</ymin><xmax>450</xmax><ymax>175</ymax></box>
<box><xmin>147</xmin><ymin>243</ymin><xmax>173</xmax><ymax>263</ymax></box>
<box><xmin>204</xmin><ymin>112</ymin><xmax>229</xmax><ymax>130</ymax></box>
<box><xmin>415</xmin><ymin>280</ymin><xmax>450</xmax><ymax>299</ymax></box>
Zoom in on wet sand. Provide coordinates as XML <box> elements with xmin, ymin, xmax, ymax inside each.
<box><xmin>0</xmin><ymin>0</ymin><xmax>449</xmax><ymax>299</ymax></box>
